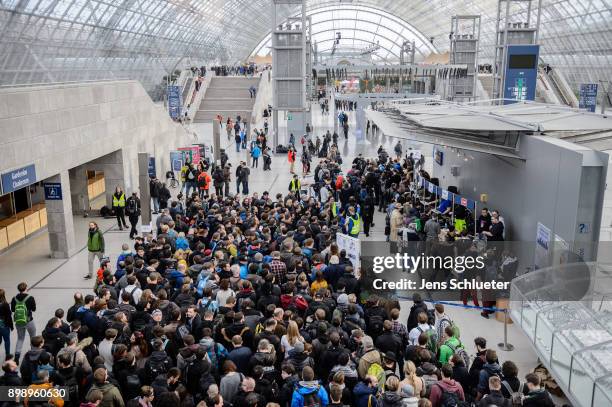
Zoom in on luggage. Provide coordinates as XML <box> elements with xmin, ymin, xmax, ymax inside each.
<box><xmin>276</xmin><ymin>144</ymin><xmax>288</xmax><ymax>154</ymax></box>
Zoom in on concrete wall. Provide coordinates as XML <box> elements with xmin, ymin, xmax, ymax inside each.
<box><xmin>0</xmin><ymin>80</ymin><xmax>193</xmax><ymax>257</ymax></box>
<box><xmin>0</xmin><ymin>80</ymin><xmax>191</xmax><ymax>191</ymax></box>
<box><xmin>431</xmin><ymin>135</ymin><xmax>607</xmax><ymax>261</ymax></box>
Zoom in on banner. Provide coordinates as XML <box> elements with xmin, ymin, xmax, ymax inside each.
<box><xmin>178</xmin><ymin>146</ymin><xmax>201</xmax><ymax>165</ymax></box>
<box><xmin>535</xmin><ymin>222</ymin><xmax>552</xmax><ymax>270</ymax></box>
<box><xmin>336</xmin><ymin>233</ymin><xmax>361</xmax><ymax>273</ymax></box>
<box><xmin>167</xmin><ymin>85</ymin><xmax>182</xmax><ymax>119</ymax></box>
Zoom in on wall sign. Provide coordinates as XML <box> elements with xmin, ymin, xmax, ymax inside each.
<box><xmin>1</xmin><ymin>164</ymin><xmax>37</xmax><ymax>194</ymax></box>
<box><xmin>579</xmin><ymin>84</ymin><xmax>598</xmax><ymax>113</ymax></box>
<box><xmin>148</xmin><ymin>157</ymin><xmax>156</xmax><ymax>178</ymax></box>
<box><xmin>44</xmin><ymin>183</ymin><xmax>62</xmax><ymax>200</ymax></box>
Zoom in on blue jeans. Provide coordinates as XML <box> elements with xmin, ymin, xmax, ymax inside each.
<box><xmin>236</xmin><ymin>143</ymin><xmax>241</xmax><ymax>152</ymax></box>
<box><xmin>0</xmin><ymin>325</ymin><xmax>10</xmax><ymax>357</ymax></box>
<box><xmin>152</xmin><ymin>197</ymin><xmax>159</xmax><ymax>212</ymax></box>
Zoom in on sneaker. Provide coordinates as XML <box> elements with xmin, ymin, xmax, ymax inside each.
<box><xmin>83</xmin><ymin>275</ymin><xmax>92</xmax><ymax>280</ymax></box>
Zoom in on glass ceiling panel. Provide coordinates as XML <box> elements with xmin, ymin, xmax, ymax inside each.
<box><xmin>0</xmin><ymin>0</ymin><xmax>609</xmax><ymax>98</ymax></box>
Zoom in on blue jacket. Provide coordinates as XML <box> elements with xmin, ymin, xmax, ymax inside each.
<box><xmin>478</xmin><ymin>362</ymin><xmax>502</xmax><ymax>394</ymax></box>
<box><xmin>354</xmin><ymin>382</ymin><xmax>378</xmax><ymax>407</ymax></box>
<box><xmin>291</xmin><ymin>380</ymin><xmax>329</xmax><ymax>407</ymax></box>
<box><xmin>75</xmin><ymin>306</ymin><xmax>98</xmax><ymax>331</ymax></box>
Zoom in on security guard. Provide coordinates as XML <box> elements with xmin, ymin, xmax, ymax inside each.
<box><xmin>345</xmin><ymin>205</ymin><xmax>361</xmax><ymax>238</ymax></box>
<box><xmin>288</xmin><ymin>174</ymin><xmax>301</xmax><ymax>194</ymax></box>
<box><xmin>112</xmin><ymin>186</ymin><xmax>128</xmax><ymax>230</ymax></box>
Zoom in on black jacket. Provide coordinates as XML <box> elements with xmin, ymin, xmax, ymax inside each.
<box><xmin>0</xmin><ymin>302</ymin><xmax>13</xmax><ymax>330</ymax></box>
<box><xmin>375</xmin><ymin>331</ymin><xmax>403</xmax><ymax>358</ymax></box>
<box><xmin>406</xmin><ymin>301</ymin><xmax>427</xmax><ymax>332</ymax></box>
<box><xmin>478</xmin><ymin>390</ymin><xmax>510</xmax><ymax>407</ymax></box>
<box><xmin>522</xmin><ymin>389</ymin><xmax>555</xmax><ymax>407</ymax></box>
<box><xmin>279</xmin><ymin>374</ymin><xmax>299</xmax><ymax>407</ymax></box>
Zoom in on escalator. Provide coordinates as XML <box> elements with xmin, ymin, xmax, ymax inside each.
<box><xmin>537</xmin><ymin>63</ymin><xmax>579</xmax><ymax>107</ymax></box>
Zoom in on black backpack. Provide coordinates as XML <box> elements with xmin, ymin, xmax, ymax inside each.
<box><xmin>145</xmin><ymin>356</ymin><xmax>170</xmax><ymax>383</ymax></box>
<box><xmin>63</xmin><ymin>370</ymin><xmax>80</xmax><ymax>407</ymax></box>
<box><xmin>125</xmin><ymin>198</ymin><xmax>137</xmax><ymax>216</ymax></box>
<box><xmin>436</xmin><ymin>384</ymin><xmax>469</xmax><ymax>407</ymax></box>
<box><xmin>302</xmin><ymin>390</ymin><xmax>321</xmax><ymax>407</ymax></box>
<box><xmin>367</xmin><ymin>314</ymin><xmax>384</xmax><ymax>336</ymax></box>
<box><xmin>124</xmin><ymin>373</ymin><xmax>142</xmax><ymax>400</ymax></box>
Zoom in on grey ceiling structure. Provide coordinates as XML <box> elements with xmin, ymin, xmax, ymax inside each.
<box><xmin>0</xmin><ymin>0</ymin><xmax>610</xmax><ymax>100</ymax></box>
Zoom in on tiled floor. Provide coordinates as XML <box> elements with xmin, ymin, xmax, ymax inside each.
<box><xmin>0</xmin><ymin>100</ymin><xmax>540</xmax><ymax>384</ymax></box>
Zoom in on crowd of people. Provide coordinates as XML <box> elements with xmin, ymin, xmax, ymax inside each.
<box><xmin>0</xmin><ymin>110</ymin><xmax>556</xmax><ymax>407</ymax></box>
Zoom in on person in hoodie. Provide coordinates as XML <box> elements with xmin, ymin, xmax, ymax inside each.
<box><xmin>400</xmin><ymin>384</ymin><xmax>419</xmax><ymax>407</ymax></box>
<box><xmin>429</xmin><ymin>364</ymin><xmax>466</xmax><ymax>407</ymax></box>
<box><xmin>248</xmin><ymin>338</ymin><xmax>277</xmax><ymax>381</ymax></box>
<box><xmin>477</xmin><ymin>376</ymin><xmax>511</xmax><ymax>407</ymax></box>
<box><xmin>279</xmin><ymin>363</ymin><xmax>300</xmax><ymax>407</ymax></box>
<box><xmin>353</xmin><ymin>375</ymin><xmax>379</xmax><ymax>407</ymax></box>
<box><xmin>286</xmin><ymin>340</ymin><xmax>315</xmax><ymax>374</ymax></box>
<box><xmin>380</xmin><ymin>376</ymin><xmax>406</xmax><ymax>407</ymax></box>
<box><xmin>522</xmin><ymin>373</ymin><xmax>555</xmax><ymax>407</ymax></box>
<box><xmin>291</xmin><ymin>366</ymin><xmax>329</xmax><ymax>407</ymax></box>
<box><xmin>476</xmin><ymin>349</ymin><xmax>502</xmax><ymax>400</ymax></box>
<box><xmin>86</xmin><ymin>368</ymin><xmax>124</xmax><ymax>407</ymax></box>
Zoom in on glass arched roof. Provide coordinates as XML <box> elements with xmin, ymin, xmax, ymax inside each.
<box><xmin>251</xmin><ymin>4</ymin><xmax>438</xmax><ymax>64</ymax></box>
<box><xmin>0</xmin><ymin>0</ymin><xmax>610</xmax><ymax>98</ymax></box>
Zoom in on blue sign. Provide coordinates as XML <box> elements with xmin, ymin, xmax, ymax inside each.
<box><xmin>148</xmin><ymin>157</ymin><xmax>156</xmax><ymax>178</ymax></box>
<box><xmin>1</xmin><ymin>164</ymin><xmax>37</xmax><ymax>194</ymax></box>
<box><xmin>167</xmin><ymin>85</ymin><xmax>182</xmax><ymax>119</ymax></box>
<box><xmin>170</xmin><ymin>151</ymin><xmax>183</xmax><ymax>172</ymax></box>
<box><xmin>503</xmin><ymin>45</ymin><xmax>540</xmax><ymax>104</ymax></box>
<box><xmin>44</xmin><ymin>183</ymin><xmax>62</xmax><ymax>200</ymax></box>
<box><xmin>579</xmin><ymin>83</ymin><xmax>598</xmax><ymax>113</ymax></box>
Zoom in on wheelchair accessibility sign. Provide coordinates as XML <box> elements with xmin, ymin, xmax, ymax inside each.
<box><xmin>44</xmin><ymin>182</ymin><xmax>62</xmax><ymax>200</ymax></box>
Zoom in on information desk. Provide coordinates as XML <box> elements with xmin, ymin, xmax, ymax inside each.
<box><xmin>0</xmin><ymin>204</ymin><xmax>47</xmax><ymax>249</ymax></box>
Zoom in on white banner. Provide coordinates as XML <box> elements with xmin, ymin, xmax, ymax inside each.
<box><xmin>336</xmin><ymin>233</ymin><xmax>361</xmax><ymax>274</ymax></box>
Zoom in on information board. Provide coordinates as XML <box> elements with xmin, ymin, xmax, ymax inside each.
<box><xmin>579</xmin><ymin>83</ymin><xmax>598</xmax><ymax>113</ymax></box>
<box><xmin>148</xmin><ymin>157</ymin><xmax>156</xmax><ymax>178</ymax></box>
<box><xmin>167</xmin><ymin>85</ymin><xmax>182</xmax><ymax>119</ymax></box>
<box><xmin>503</xmin><ymin>45</ymin><xmax>540</xmax><ymax>104</ymax></box>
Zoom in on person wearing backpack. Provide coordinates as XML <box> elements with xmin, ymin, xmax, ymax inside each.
<box><xmin>408</xmin><ymin>312</ymin><xmax>435</xmax><ymax>347</ymax></box>
<box><xmin>55</xmin><ymin>352</ymin><xmax>84</xmax><ymax>407</ymax></box>
<box><xmin>11</xmin><ymin>282</ymin><xmax>37</xmax><ymax>364</ymax></box>
<box><xmin>438</xmin><ymin>326</ymin><xmax>464</xmax><ymax>366</ymax></box>
<box><xmin>291</xmin><ymin>366</ymin><xmax>329</xmax><ymax>407</ymax></box>
<box><xmin>354</xmin><ymin>375</ymin><xmax>380</xmax><ymax>407</ymax></box>
<box><xmin>499</xmin><ymin>361</ymin><xmax>528</xmax><ymax>403</ymax></box>
<box><xmin>357</xmin><ymin>336</ymin><xmax>382</xmax><ymax>380</ymax></box>
<box><xmin>429</xmin><ymin>364</ymin><xmax>467</xmax><ymax>407</ymax></box>
<box><xmin>125</xmin><ymin>193</ymin><xmax>141</xmax><ymax>240</ymax></box>
<box><xmin>476</xmin><ymin>350</ymin><xmax>502</xmax><ymax>400</ymax></box>
<box><xmin>406</xmin><ymin>293</ymin><xmax>428</xmax><ymax>332</ymax></box>
<box><xmin>522</xmin><ymin>373</ymin><xmax>554</xmax><ymax>407</ymax></box>
<box><xmin>478</xmin><ymin>376</ymin><xmax>511</xmax><ymax>407</ymax></box>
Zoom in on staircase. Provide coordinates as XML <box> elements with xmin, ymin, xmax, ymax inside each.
<box><xmin>194</xmin><ymin>76</ymin><xmax>260</xmax><ymax>123</ymax></box>
<box><xmin>478</xmin><ymin>74</ymin><xmax>494</xmax><ymax>100</ymax></box>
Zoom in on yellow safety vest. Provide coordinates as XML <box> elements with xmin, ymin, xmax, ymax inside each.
<box><xmin>348</xmin><ymin>213</ymin><xmax>361</xmax><ymax>235</ymax></box>
<box><xmin>290</xmin><ymin>179</ymin><xmax>301</xmax><ymax>192</ymax></box>
<box><xmin>113</xmin><ymin>193</ymin><xmax>126</xmax><ymax>208</ymax></box>
<box><xmin>331</xmin><ymin>202</ymin><xmax>339</xmax><ymax>218</ymax></box>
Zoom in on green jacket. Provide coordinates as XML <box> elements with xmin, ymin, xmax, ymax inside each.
<box><xmin>87</xmin><ymin>230</ymin><xmax>105</xmax><ymax>253</ymax></box>
<box><xmin>87</xmin><ymin>382</ymin><xmax>124</xmax><ymax>407</ymax></box>
<box><xmin>439</xmin><ymin>336</ymin><xmax>461</xmax><ymax>365</ymax></box>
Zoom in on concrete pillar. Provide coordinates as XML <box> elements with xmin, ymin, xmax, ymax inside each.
<box><xmin>138</xmin><ymin>153</ymin><xmax>152</xmax><ymax>232</ymax></box>
<box><xmin>272</xmin><ymin>109</ymin><xmax>279</xmax><ymax>147</ymax></box>
<box><xmin>69</xmin><ymin>166</ymin><xmax>89</xmax><ymax>215</ymax></box>
<box><xmin>46</xmin><ymin>171</ymin><xmax>77</xmax><ymax>258</ymax></box>
<box><xmin>213</xmin><ymin>119</ymin><xmax>221</xmax><ymax>165</ymax></box>
<box><xmin>245</xmin><ymin>120</ymin><xmax>251</xmax><ymax>165</ymax></box>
